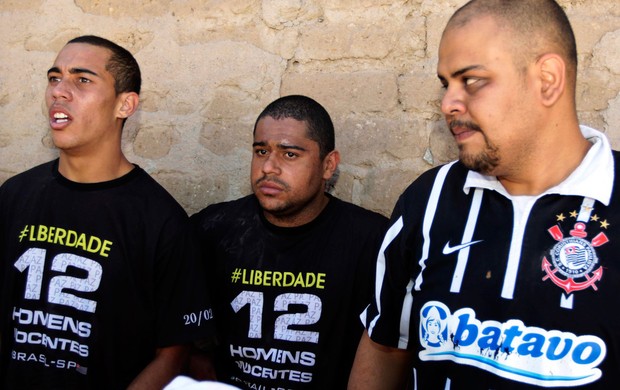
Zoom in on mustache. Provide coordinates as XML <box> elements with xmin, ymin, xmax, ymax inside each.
<box><xmin>255</xmin><ymin>176</ymin><xmax>289</xmax><ymax>189</ymax></box>
<box><xmin>449</xmin><ymin>120</ymin><xmax>482</xmax><ymax>132</ymax></box>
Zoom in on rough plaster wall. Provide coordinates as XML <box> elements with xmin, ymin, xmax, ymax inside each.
<box><xmin>0</xmin><ymin>0</ymin><xmax>619</xmax><ymax>216</ymax></box>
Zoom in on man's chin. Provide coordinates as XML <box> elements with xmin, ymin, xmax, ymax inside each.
<box><xmin>257</xmin><ymin>197</ymin><xmax>289</xmax><ymax>215</ymax></box>
<box><xmin>459</xmin><ymin>152</ymin><xmax>499</xmax><ymax>175</ymax></box>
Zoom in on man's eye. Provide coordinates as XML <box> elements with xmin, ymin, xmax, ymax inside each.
<box><xmin>285</xmin><ymin>152</ymin><xmax>298</xmax><ymax>159</ymax></box>
<box><xmin>48</xmin><ymin>76</ymin><xmax>60</xmax><ymax>83</ymax></box>
<box><xmin>255</xmin><ymin>149</ymin><xmax>267</xmax><ymax>156</ymax></box>
<box><xmin>79</xmin><ymin>77</ymin><xmax>91</xmax><ymax>83</ymax></box>
<box><xmin>465</xmin><ymin>77</ymin><xmax>479</xmax><ymax>86</ymax></box>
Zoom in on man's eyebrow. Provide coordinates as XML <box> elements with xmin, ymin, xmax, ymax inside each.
<box><xmin>252</xmin><ymin>141</ymin><xmax>307</xmax><ymax>152</ymax></box>
<box><xmin>47</xmin><ymin>66</ymin><xmax>100</xmax><ymax>77</ymax></box>
<box><xmin>277</xmin><ymin>143</ymin><xmax>306</xmax><ymax>152</ymax></box>
<box><xmin>438</xmin><ymin>65</ymin><xmax>486</xmax><ymax>80</ymax></box>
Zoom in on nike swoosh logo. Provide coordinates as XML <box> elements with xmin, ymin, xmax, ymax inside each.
<box><xmin>442</xmin><ymin>240</ymin><xmax>483</xmax><ymax>255</ymax></box>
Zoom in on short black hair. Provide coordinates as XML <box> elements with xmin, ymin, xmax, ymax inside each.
<box><xmin>254</xmin><ymin>95</ymin><xmax>335</xmax><ymax>159</ymax></box>
<box><xmin>67</xmin><ymin>35</ymin><xmax>141</xmax><ymax>95</ymax></box>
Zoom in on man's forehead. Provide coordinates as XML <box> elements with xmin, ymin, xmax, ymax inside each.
<box><xmin>52</xmin><ymin>43</ymin><xmax>111</xmax><ymax>69</ymax></box>
<box><xmin>256</xmin><ymin>116</ymin><xmax>308</xmax><ymax>134</ymax></box>
<box><xmin>254</xmin><ymin>117</ymin><xmax>317</xmax><ymax>146</ymax></box>
<box><xmin>438</xmin><ymin>17</ymin><xmax>508</xmax><ymax>63</ymax></box>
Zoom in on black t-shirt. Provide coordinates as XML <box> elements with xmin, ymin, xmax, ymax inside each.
<box><xmin>0</xmin><ymin>160</ymin><xmax>215</xmax><ymax>389</ymax></box>
<box><xmin>365</xmin><ymin>153</ymin><xmax>620</xmax><ymax>389</ymax></box>
<box><xmin>192</xmin><ymin>194</ymin><xmax>387</xmax><ymax>389</ymax></box>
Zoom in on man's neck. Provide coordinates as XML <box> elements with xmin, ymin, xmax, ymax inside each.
<box><xmin>58</xmin><ymin>152</ymin><xmax>134</xmax><ymax>183</ymax></box>
<box><xmin>498</xmin><ymin>130</ymin><xmax>592</xmax><ymax>196</ymax></box>
<box><xmin>263</xmin><ymin>193</ymin><xmax>330</xmax><ymax>228</ymax></box>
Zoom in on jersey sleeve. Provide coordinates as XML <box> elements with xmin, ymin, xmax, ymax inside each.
<box><xmin>362</xmin><ymin>163</ymin><xmax>460</xmax><ymax>350</ymax></box>
<box><xmin>362</xmin><ymin>194</ymin><xmax>418</xmax><ymax>349</ymax></box>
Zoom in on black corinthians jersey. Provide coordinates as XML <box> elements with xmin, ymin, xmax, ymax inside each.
<box><xmin>364</xmin><ymin>127</ymin><xmax>620</xmax><ymax>389</ymax></box>
<box><xmin>192</xmin><ymin>194</ymin><xmax>387</xmax><ymax>389</ymax></box>
<box><xmin>0</xmin><ymin>160</ymin><xmax>215</xmax><ymax>389</ymax></box>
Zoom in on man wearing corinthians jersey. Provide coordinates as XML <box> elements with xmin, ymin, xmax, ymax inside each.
<box><xmin>0</xmin><ymin>36</ymin><xmax>214</xmax><ymax>389</ymax></box>
<box><xmin>349</xmin><ymin>0</ymin><xmax>619</xmax><ymax>388</ymax></box>
<box><xmin>192</xmin><ymin>95</ymin><xmax>387</xmax><ymax>389</ymax></box>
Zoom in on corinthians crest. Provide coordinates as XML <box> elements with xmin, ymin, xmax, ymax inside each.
<box><xmin>542</xmin><ymin>200</ymin><xmax>609</xmax><ymax>296</ymax></box>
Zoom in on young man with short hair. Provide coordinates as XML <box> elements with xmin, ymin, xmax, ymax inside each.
<box><xmin>0</xmin><ymin>35</ymin><xmax>214</xmax><ymax>389</ymax></box>
<box><xmin>192</xmin><ymin>95</ymin><xmax>387</xmax><ymax>389</ymax></box>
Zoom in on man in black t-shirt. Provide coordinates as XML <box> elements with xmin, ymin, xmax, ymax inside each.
<box><xmin>349</xmin><ymin>1</ymin><xmax>620</xmax><ymax>389</ymax></box>
<box><xmin>0</xmin><ymin>35</ymin><xmax>214</xmax><ymax>389</ymax></box>
<box><xmin>192</xmin><ymin>95</ymin><xmax>387</xmax><ymax>389</ymax></box>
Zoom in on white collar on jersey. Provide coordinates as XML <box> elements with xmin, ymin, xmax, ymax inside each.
<box><xmin>463</xmin><ymin>125</ymin><xmax>614</xmax><ymax>206</ymax></box>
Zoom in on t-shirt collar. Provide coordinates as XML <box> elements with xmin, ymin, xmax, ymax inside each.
<box><xmin>463</xmin><ymin>125</ymin><xmax>614</xmax><ymax>206</ymax></box>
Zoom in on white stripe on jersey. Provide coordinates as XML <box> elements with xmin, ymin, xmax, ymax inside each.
<box><xmin>577</xmin><ymin>197</ymin><xmax>595</xmax><ymax>222</ymax></box>
<box><xmin>560</xmin><ymin>197</ymin><xmax>594</xmax><ymax>309</ymax></box>
<box><xmin>414</xmin><ymin>162</ymin><xmax>456</xmax><ymax>291</ymax></box>
<box><xmin>368</xmin><ymin>216</ymin><xmax>404</xmax><ymax>336</ymax></box>
<box><xmin>450</xmin><ymin>188</ymin><xmax>484</xmax><ymax>293</ymax></box>
<box><xmin>501</xmin><ymin>197</ymin><xmax>537</xmax><ymax>299</ymax></box>
<box><xmin>398</xmin><ymin>277</ymin><xmax>415</xmax><ymax>349</ymax></box>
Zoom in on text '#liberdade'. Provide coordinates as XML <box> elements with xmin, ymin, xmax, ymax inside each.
<box><xmin>230</xmin><ymin>268</ymin><xmax>326</xmax><ymax>289</ymax></box>
<box><xmin>18</xmin><ymin>224</ymin><xmax>113</xmax><ymax>258</ymax></box>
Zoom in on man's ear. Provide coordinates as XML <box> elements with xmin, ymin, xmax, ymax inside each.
<box><xmin>117</xmin><ymin>92</ymin><xmax>139</xmax><ymax>119</ymax></box>
<box><xmin>322</xmin><ymin>150</ymin><xmax>341</xmax><ymax>180</ymax></box>
<box><xmin>538</xmin><ymin>53</ymin><xmax>566</xmax><ymax>107</ymax></box>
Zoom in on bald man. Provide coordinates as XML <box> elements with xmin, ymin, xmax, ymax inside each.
<box><xmin>349</xmin><ymin>0</ymin><xmax>619</xmax><ymax>388</ymax></box>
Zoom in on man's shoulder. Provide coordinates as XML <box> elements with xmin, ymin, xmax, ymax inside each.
<box><xmin>120</xmin><ymin>167</ymin><xmax>187</xmax><ymax>216</ymax></box>
<box><xmin>3</xmin><ymin>160</ymin><xmax>55</xmax><ymax>182</ymax></box>
<box><xmin>610</xmin><ymin>150</ymin><xmax>620</xmax><ymax>190</ymax></box>
<box><xmin>386</xmin><ymin>161</ymin><xmax>469</xmax><ymax>222</ymax></box>
<box><xmin>400</xmin><ymin>161</ymin><xmax>467</xmax><ymax>197</ymax></box>
<box><xmin>191</xmin><ymin>194</ymin><xmax>257</xmax><ymax>225</ymax></box>
<box><xmin>325</xmin><ymin>196</ymin><xmax>388</xmax><ymax>240</ymax></box>
<box><xmin>330</xmin><ymin>195</ymin><xmax>388</xmax><ymax>225</ymax></box>
<box><xmin>0</xmin><ymin>160</ymin><xmax>55</xmax><ymax>193</ymax></box>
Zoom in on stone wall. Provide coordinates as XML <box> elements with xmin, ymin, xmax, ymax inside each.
<box><xmin>1</xmin><ymin>0</ymin><xmax>619</xmax><ymax>216</ymax></box>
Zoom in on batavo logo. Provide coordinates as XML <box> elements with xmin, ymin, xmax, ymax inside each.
<box><xmin>419</xmin><ymin>301</ymin><xmax>606</xmax><ymax>387</ymax></box>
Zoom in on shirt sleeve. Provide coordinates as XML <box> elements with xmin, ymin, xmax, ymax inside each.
<box><xmin>362</xmin><ymin>195</ymin><xmax>418</xmax><ymax>350</ymax></box>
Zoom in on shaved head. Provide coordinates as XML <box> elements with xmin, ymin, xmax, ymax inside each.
<box><xmin>445</xmin><ymin>0</ymin><xmax>577</xmax><ymax>91</ymax></box>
